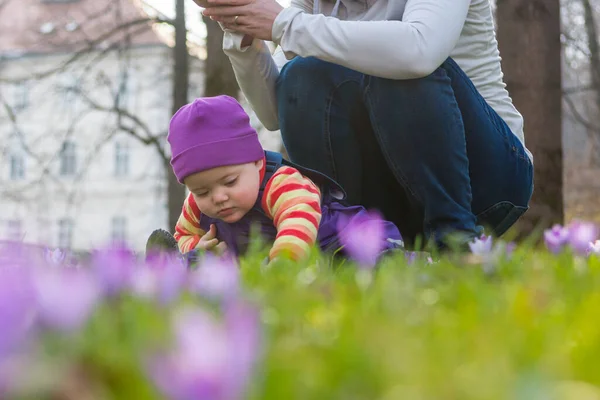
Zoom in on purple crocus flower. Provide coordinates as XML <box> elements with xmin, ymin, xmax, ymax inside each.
<box><xmin>188</xmin><ymin>254</ymin><xmax>239</xmax><ymax>301</ymax></box>
<box><xmin>130</xmin><ymin>266</ymin><xmax>156</xmax><ymax>299</ymax></box>
<box><xmin>467</xmin><ymin>235</ymin><xmax>515</xmax><ymax>274</ymax></box>
<box><xmin>567</xmin><ymin>221</ymin><xmax>598</xmax><ymax>255</ymax></box>
<box><xmin>543</xmin><ymin>224</ymin><xmax>570</xmax><ymax>254</ymax></box>
<box><xmin>43</xmin><ymin>248</ymin><xmax>67</xmax><ymax>267</ymax></box>
<box><xmin>223</xmin><ymin>300</ymin><xmax>262</xmax><ymax>400</ymax></box>
<box><xmin>468</xmin><ymin>234</ymin><xmax>493</xmax><ymax>255</ymax></box>
<box><xmin>336</xmin><ymin>210</ymin><xmax>386</xmax><ymax>268</ymax></box>
<box><xmin>0</xmin><ymin>243</ymin><xmax>37</xmax><ymax>269</ymax></box>
<box><xmin>147</xmin><ymin>302</ymin><xmax>261</xmax><ymax>400</ymax></box>
<box><xmin>32</xmin><ymin>267</ymin><xmax>101</xmax><ymax>332</ymax></box>
<box><xmin>132</xmin><ymin>253</ymin><xmax>188</xmax><ymax>304</ymax></box>
<box><xmin>0</xmin><ymin>266</ymin><xmax>37</xmax><ymax>359</ymax></box>
<box><xmin>91</xmin><ymin>245</ymin><xmax>136</xmax><ymax>296</ymax></box>
<box><xmin>149</xmin><ymin>309</ymin><xmax>228</xmax><ymax>400</ymax></box>
<box><xmin>589</xmin><ymin>240</ymin><xmax>600</xmax><ymax>256</ymax></box>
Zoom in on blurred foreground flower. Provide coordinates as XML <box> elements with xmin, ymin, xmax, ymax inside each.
<box><xmin>544</xmin><ymin>222</ymin><xmax>599</xmax><ymax>256</ymax></box>
<box><xmin>337</xmin><ymin>210</ymin><xmax>386</xmax><ymax>269</ymax></box>
<box><xmin>188</xmin><ymin>254</ymin><xmax>240</xmax><ymax>301</ymax></box>
<box><xmin>132</xmin><ymin>253</ymin><xmax>188</xmax><ymax>304</ymax></box>
<box><xmin>0</xmin><ymin>242</ymin><xmax>37</xmax><ymax>269</ymax></box>
<box><xmin>92</xmin><ymin>245</ymin><xmax>136</xmax><ymax>296</ymax></box>
<box><xmin>147</xmin><ymin>301</ymin><xmax>261</xmax><ymax>400</ymax></box>
<box><xmin>32</xmin><ymin>267</ymin><xmax>101</xmax><ymax>332</ymax></box>
<box><xmin>544</xmin><ymin>224</ymin><xmax>570</xmax><ymax>254</ymax></box>
<box><xmin>567</xmin><ymin>221</ymin><xmax>598</xmax><ymax>255</ymax></box>
<box><xmin>588</xmin><ymin>240</ymin><xmax>600</xmax><ymax>256</ymax></box>
<box><xmin>0</xmin><ymin>267</ymin><xmax>36</xmax><ymax>359</ymax></box>
<box><xmin>467</xmin><ymin>235</ymin><xmax>515</xmax><ymax>273</ymax></box>
<box><xmin>43</xmin><ymin>248</ymin><xmax>67</xmax><ymax>267</ymax></box>
<box><xmin>468</xmin><ymin>234</ymin><xmax>493</xmax><ymax>255</ymax></box>
<box><xmin>468</xmin><ymin>234</ymin><xmax>515</xmax><ymax>259</ymax></box>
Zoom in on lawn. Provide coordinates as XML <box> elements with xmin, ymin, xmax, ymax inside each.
<box><xmin>2</xmin><ymin>222</ymin><xmax>600</xmax><ymax>400</ymax></box>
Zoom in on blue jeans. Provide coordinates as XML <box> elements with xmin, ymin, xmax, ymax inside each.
<box><xmin>275</xmin><ymin>57</ymin><xmax>533</xmax><ymax>247</ymax></box>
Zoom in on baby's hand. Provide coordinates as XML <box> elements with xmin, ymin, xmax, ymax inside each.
<box><xmin>213</xmin><ymin>241</ymin><xmax>228</xmax><ymax>256</ymax></box>
<box><xmin>196</xmin><ymin>224</ymin><xmax>228</xmax><ymax>255</ymax></box>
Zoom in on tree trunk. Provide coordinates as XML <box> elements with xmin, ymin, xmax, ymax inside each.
<box><xmin>496</xmin><ymin>0</ymin><xmax>564</xmax><ymax>232</ymax></box>
<box><xmin>582</xmin><ymin>0</ymin><xmax>600</xmax><ymax>164</ymax></box>
<box><xmin>202</xmin><ymin>16</ymin><xmax>239</xmax><ymax>98</ymax></box>
<box><xmin>167</xmin><ymin>0</ymin><xmax>189</xmax><ymax>231</ymax></box>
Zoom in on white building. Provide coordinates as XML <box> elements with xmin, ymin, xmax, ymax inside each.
<box><xmin>0</xmin><ymin>0</ymin><xmax>282</xmax><ymax>252</ymax></box>
<box><xmin>0</xmin><ymin>0</ymin><xmax>204</xmax><ymax>251</ymax></box>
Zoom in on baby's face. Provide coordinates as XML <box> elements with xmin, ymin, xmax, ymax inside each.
<box><xmin>184</xmin><ymin>160</ymin><xmax>263</xmax><ymax>223</ymax></box>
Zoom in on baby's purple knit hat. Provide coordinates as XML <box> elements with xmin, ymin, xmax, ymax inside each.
<box><xmin>168</xmin><ymin>95</ymin><xmax>264</xmax><ymax>183</ymax></box>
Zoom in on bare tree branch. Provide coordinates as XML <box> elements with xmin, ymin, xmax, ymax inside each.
<box><xmin>0</xmin><ymin>89</ymin><xmax>99</xmax><ymax>204</ymax></box>
<box><xmin>563</xmin><ymin>84</ymin><xmax>598</xmax><ymax>94</ymax></box>
<box><xmin>564</xmin><ymin>92</ymin><xmax>600</xmax><ymax>132</ymax></box>
<box><xmin>73</xmin><ymin>84</ymin><xmax>168</xmax><ymax>163</ymax></box>
<box><xmin>0</xmin><ymin>0</ymin><xmax>195</xmax><ymax>244</ymax></box>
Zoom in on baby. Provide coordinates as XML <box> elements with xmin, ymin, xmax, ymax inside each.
<box><xmin>168</xmin><ymin>95</ymin><xmax>403</xmax><ymax>262</ymax></box>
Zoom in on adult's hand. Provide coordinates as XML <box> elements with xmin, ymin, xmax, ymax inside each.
<box><xmin>202</xmin><ymin>0</ymin><xmax>283</xmax><ymax>41</ymax></box>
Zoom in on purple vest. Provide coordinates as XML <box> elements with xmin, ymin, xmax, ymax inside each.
<box><xmin>199</xmin><ymin>151</ymin><xmax>402</xmax><ymax>257</ymax></box>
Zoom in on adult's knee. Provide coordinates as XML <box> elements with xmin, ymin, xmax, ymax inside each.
<box><xmin>278</xmin><ymin>57</ymin><xmax>332</xmax><ymax>88</ymax></box>
<box><xmin>276</xmin><ymin>57</ymin><xmax>346</xmax><ymax>106</ymax></box>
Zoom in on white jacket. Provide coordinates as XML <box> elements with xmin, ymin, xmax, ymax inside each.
<box><xmin>222</xmin><ymin>0</ymin><xmax>532</xmax><ymax>160</ymax></box>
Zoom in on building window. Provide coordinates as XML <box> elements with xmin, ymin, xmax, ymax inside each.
<box><xmin>55</xmin><ymin>73</ymin><xmax>80</xmax><ymax>114</ymax></box>
<box><xmin>59</xmin><ymin>140</ymin><xmax>76</xmax><ymax>176</ymax></box>
<box><xmin>60</xmin><ymin>74</ymin><xmax>79</xmax><ymax>109</ymax></box>
<box><xmin>111</xmin><ymin>216</ymin><xmax>127</xmax><ymax>243</ymax></box>
<box><xmin>5</xmin><ymin>220</ymin><xmax>22</xmax><ymax>240</ymax></box>
<box><xmin>117</xmin><ymin>67</ymin><xmax>137</xmax><ymax>111</ymax></box>
<box><xmin>57</xmin><ymin>218</ymin><xmax>73</xmax><ymax>249</ymax></box>
<box><xmin>114</xmin><ymin>142</ymin><xmax>129</xmax><ymax>177</ymax></box>
<box><xmin>13</xmin><ymin>81</ymin><xmax>29</xmax><ymax>111</ymax></box>
<box><xmin>9</xmin><ymin>153</ymin><xmax>25</xmax><ymax>180</ymax></box>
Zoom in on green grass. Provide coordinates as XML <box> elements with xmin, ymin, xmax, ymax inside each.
<box><xmin>12</xmin><ymin>244</ymin><xmax>600</xmax><ymax>399</ymax></box>
<box><xmin>239</xmin><ymin>249</ymin><xmax>600</xmax><ymax>400</ymax></box>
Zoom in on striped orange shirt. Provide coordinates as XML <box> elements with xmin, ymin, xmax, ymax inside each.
<box><xmin>173</xmin><ymin>165</ymin><xmax>322</xmax><ymax>261</ymax></box>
